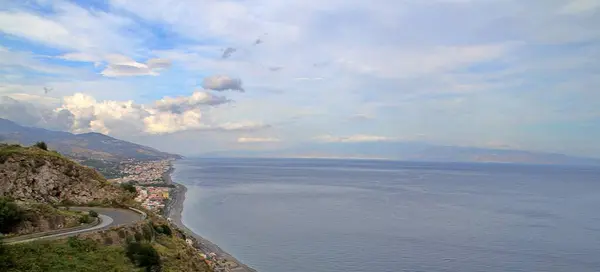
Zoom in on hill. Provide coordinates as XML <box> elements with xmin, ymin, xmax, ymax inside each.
<box><xmin>0</xmin><ymin>144</ymin><xmax>130</xmax><ymax>205</ymax></box>
<box><xmin>0</xmin><ymin>118</ymin><xmax>181</xmax><ymax>162</ymax></box>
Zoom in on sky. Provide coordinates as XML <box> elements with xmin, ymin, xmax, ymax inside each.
<box><xmin>0</xmin><ymin>0</ymin><xmax>599</xmax><ymax>157</ymax></box>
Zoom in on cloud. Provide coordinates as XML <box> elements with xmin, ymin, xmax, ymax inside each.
<box><xmin>0</xmin><ymin>96</ymin><xmax>74</xmax><ymax>131</ymax></box>
<box><xmin>560</xmin><ymin>0</ymin><xmax>600</xmax><ymax>14</ymax></box>
<box><xmin>101</xmin><ymin>55</ymin><xmax>172</xmax><ymax>77</ymax></box>
<box><xmin>350</xmin><ymin>113</ymin><xmax>375</xmax><ymax>121</ymax></box>
<box><xmin>221</xmin><ymin>47</ymin><xmax>237</xmax><ymax>59</ymax></box>
<box><xmin>202</xmin><ymin>75</ymin><xmax>245</xmax><ymax>92</ymax></box>
<box><xmin>0</xmin><ymin>2</ymin><xmax>138</xmax><ymax>55</ymax></box>
<box><xmin>314</xmin><ymin>134</ymin><xmax>395</xmax><ymax>143</ymax></box>
<box><xmin>1</xmin><ymin>90</ymin><xmax>267</xmax><ymax>136</ymax></box>
<box><xmin>143</xmin><ymin>109</ymin><xmax>206</xmax><ymax>134</ymax></box>
<box><xmin>154</xmin><ymin>91</ymin><xmax>230</xmax><ymax>113</ymax></box>
<box><xmin>294</xmin><ymin>77</ymin><xmax>324</xmax><ymax>81</ymax></box>
<box><xmin>237</xmin><ymin>137</ymin><xmax>280</xmax><ymax>143</ymax></box>
<box><xmin>218</xmin><ymin>122</ymin><xmax>269</xmax><ymax>131</ymax></box>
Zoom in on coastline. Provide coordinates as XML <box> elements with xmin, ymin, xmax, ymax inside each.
<box><xmin>163</xmin><ymin>161</ymin><xmax>257</xmax><ymax>272</ymax></box>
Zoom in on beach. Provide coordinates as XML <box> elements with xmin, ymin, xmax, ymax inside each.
<box><xmin>164</xmin><ymin>162</ymin><xmax>257</xmax><ymax>272</ymax></box>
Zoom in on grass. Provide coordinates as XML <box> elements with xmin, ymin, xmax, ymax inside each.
<box><xmin>0</xmin><ymin>144</ymin><xmax>66</xmax><ymax>162</ymax></box>
<box><xmin>2</xmin><ymin>238</ymin><xmax>141</xmax><ymax>272</ymax></box>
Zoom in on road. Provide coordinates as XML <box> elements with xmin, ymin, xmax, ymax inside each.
<box><xmin>6</xmin><ymin>207</ymin><xmax>144</xmax><ymax>244</ymax></box>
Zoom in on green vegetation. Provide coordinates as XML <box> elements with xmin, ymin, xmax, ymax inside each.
<box><xmin>79</xmin><ymin>214</ymin><xmax>93</xmax><ymax>224</ymax></box>
<box><xmin>88</xmin><ymin>210</ymin><xmax>99</xmax><ymax>218</ymax></box>
<box><xmin>1</xmin><ymin>237</ymin><xmax>140</xmax><ymax>272</ymax></box>
<box><xmin>153</xmin><ymin>223</ymin><xmax>172</xmax><ymax>237</ymax></box>
<box><xmin>0</xmin><ymin>197</ymin><xmax>24</xmax><ymax>234</ymax></box>
<box><xmin>121</xmin><ymin>182</ymin><xmax>138</xmax><ymax>194</ymax></box>
<box><xmin>34</xmin><ymin>141</ymin><xmax>48</xmax><ymax>151</ymax></box>
<box><xmin>0</xmin><ymin>237</ymin><xmax>14</xmax><ymax>270</ymax></box>
<box><xmin>0</xmin><ymin>144</ymin><xmax>66</xmax><ymax>164</ymax></box>
<box><xmin>80</xmin><ymin>159</ymin><xmax>123</xmax><ymax>179</ymax></box>
<box><xmin>126</xmin><ymin>242</ymin><xmax>161</xmax><ymax>271</ymax></box>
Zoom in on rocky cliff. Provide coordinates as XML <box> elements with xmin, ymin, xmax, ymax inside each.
<box><xmin>12</xmin><ymin>203</ymin><xmax>86</xmax><ymax>235</ymax></box>
<box><xmin>0</xmin><ymin>144</ymin><xmax>129</xmax><ymax>205</ymax></box>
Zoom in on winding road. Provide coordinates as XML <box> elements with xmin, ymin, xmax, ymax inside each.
<box><xmin>5</xmin><ymin>207</ymin><xmax>144</xmax><ymax>244</ymax></box>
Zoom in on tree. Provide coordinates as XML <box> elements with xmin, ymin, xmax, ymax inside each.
<box><xmin>0</xmin><ymin>197</ymin><xmax>24</xmax><ymax>234</ymax></box>
<box><xmin>88</xmin><ymin>210</ymin><xmax>99</xmax><ymax>218</ymax></box>
<box><xmin>126</xmin><ymin>242</ymin><xmax>161</xmax><ymax>271</ymax></box>
<box><xmin>34</xmin><ymin>141</ymin><xmax>48</xmax><ymax>151</ymax></box>
<box><xmin>120</xmin><ymin>183</ymin><xmax>137</xmax><ymax>194</ymax></box>
<box><xmin>159</xmin><ymin>224</ymin><xmax>172</xmax><ymax>236</ymax></box>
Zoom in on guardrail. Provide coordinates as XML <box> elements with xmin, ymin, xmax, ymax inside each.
<box><xmin>4</xmin><ymin>216</ymin><xmax>101</xmax><ymax>245</ymax></box>
<box><xmin>128</xmin><ymin>207</ymin><xmax>147</xmax><ymax>219</ymax></box>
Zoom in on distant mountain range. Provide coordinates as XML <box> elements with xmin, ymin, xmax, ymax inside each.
<box><xmin>204</xmin><ymin>141</ymin><xmax>600</xmax><ymax>166</ymax></box>
<box><xmin>0</xmin><ymin>118</ymin><xmax>181</xmax><ymax>161</ymax></box>
<box><xmin>2</xmin><ymin>117</ymin><xmax>597</xmax><ymax>166</ymax></box>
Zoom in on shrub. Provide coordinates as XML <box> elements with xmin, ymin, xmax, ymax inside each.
<box><xmin>153</xmin><ymin>224</ymin><xmax>172</xmax><ymax>236</ymax></box>
<box><xmin>125</xmin><ymin>242</ymin><xmax>161</xmax><ymax>270</ymax></box>
<box><xmin>34</xmin><ymin>141</ymin><xmax>48</xmax><ymax>150</ymax></box>
<box><xmin>67</xmin><ymin>236</ymin><xmax>98</xmax><ymax>252</ymax></box>
<box><xmin>142</xmin><ymin>224</ymin><xmax>154</xmax><ymax>241</ymax></box>
<box><xmin>104</xmin><ymin>237</ymin><xmax>114</xmax><ymax>245</ymax></box>
<box><xmin>88</xmin><ymin>210</ymin><xmax>99</xmax><ymax>218</ymax></box>
<box><xmin>0</xmin><ymin>197</ymin><xmax>24</xmax><ymax>234</ymax></box>
<box><xmin>120</xmin><ymin>183</ymin><xmax>137</xmax><ymax>194</ymax></box>
<box><xmin>79</xmin><ymin>214</ymin><xmax>93</xmax><ymax>224</ymax></box>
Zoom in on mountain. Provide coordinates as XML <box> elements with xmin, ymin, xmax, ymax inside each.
<box><xmin>204</xmin><ymin>141</ymin><xmax>600</xmax><ymax>166</ymax></box>
<box><xmin>0</xmin><ymin>144</ymin><xmax>130</xmax><ymax>205</ymax></box>
<box><xmin>0</xmin><ymin>118</ymin><xmax>181</xmax><ymax>161</ymax></box>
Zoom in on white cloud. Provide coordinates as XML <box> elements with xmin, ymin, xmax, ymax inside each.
<box><xmin>0</xmin><ymin>46</ymin><xmax>83</xmax><ymax>76</ymax></box>
<box><xmin>0</xmin><ymin>2</ymin><xmax>137</xmax><ymax>55</ymax></box>
<box><xmin>0</xmin><ymin>11</ymin><xmax>76</xmax><ymax>49</ymax></box>
<box><xmin>218</xmin><ymin>121</ymin><xmax>269</xmax><ymax>131</ymax></box>
<box><xmin>143</xmin><ymin>109</ymin><xmax>206</xmax><ymax>134</ymax></box>
<box><xmin>314</xmin><ymin>134</ymin><xmax>395</xmax><ymax>143</ymax></box>
<box><xmin>202</xmin><ymin>75</ymin><xmax>245</xmax><ymax>92</ymax></box>
<box><xmin>154</xmin><ymin>91</ymin><xmax>230</xmax><ymax>113</ymax></box>
<box><xmin>237</xmin><ymin>137</ymin><xmax>281</xmax><ymax>143</ymax></box>
<box><xmin>561</xmin><ymin>0</ymin><xmax>600</xmax><ymax>14</ymax></box>
<box><xmin>0</xmin><ymin>90</ymin><xmax>267</xmax><ymax>136</ymax></box>
<box><xmin>0</xmin><ymin>96</ymin><xmax>74</xmax><ymax>131</ymax></box>
<box><xmin>101</xmin><ymin>55</ymin><xmax>172</xmax><ymax>77</ymax></box>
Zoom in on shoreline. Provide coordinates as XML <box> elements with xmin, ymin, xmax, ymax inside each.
<box><xmin>163</xmin><ymin>161</ymin><xmax>257</xmax><ymax>272</ymax></box>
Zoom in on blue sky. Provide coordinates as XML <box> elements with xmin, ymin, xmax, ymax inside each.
<box><xmin>0</xmin><ymin>0</ymin><xmax>599</xmax><ymax>157</ymax></box>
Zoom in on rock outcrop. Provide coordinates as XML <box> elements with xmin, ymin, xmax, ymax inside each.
<box><xmin>0</xmin><ymin>144</ymin><xmax>129</xmax><ymax>205</ymax></box>
<box><xmin>13</xmin><ymin>204</ymin><xmax>84</xmax><ymax>235</ymax></box>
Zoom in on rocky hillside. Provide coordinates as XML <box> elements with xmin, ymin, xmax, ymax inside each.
<box><xmin>0</xmin><ymin>118</ymin><xmax>181</xmax><ymax>161</ymax></box>
<box><xmin>6</xmin><ymin>202</ymin><xmax>88</xmax><ymax>236</ymax></box>
<box><xmin>0</xmin><ymin>144</ymin><xmax>130</xmax><ymax>205</ymax></box>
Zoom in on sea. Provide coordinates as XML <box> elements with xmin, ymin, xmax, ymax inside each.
<box><xmin>172</xmin><ymin>158</ymin><xmax>600</xmax><ymax>272</ymax></box>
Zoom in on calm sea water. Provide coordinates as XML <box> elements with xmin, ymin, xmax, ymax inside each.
<box><xmin>173</xmin><ymin>158</ymin><xmax>600</xmax><ymax>272</ymax></box>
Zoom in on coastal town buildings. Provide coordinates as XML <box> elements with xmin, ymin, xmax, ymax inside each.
<box><xmin>134</xmin><ymin>186</ymin><xmax>171</xmax><ymax>212</ymax></box>
<box><xmin>109</xmin><ymin>160</ymin><xmax>171</xmax><ymax>184</ymax></box>
<box><xmin>108</xmin><ymin>159</ymin><xmax>173</xmax><ymax>212</ymax></box>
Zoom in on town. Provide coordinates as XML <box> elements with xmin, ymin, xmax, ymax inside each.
<box><xmin>109</xmin><ymin>159</ymin><xmax>173</xmax><ymax>213</ymax></box>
